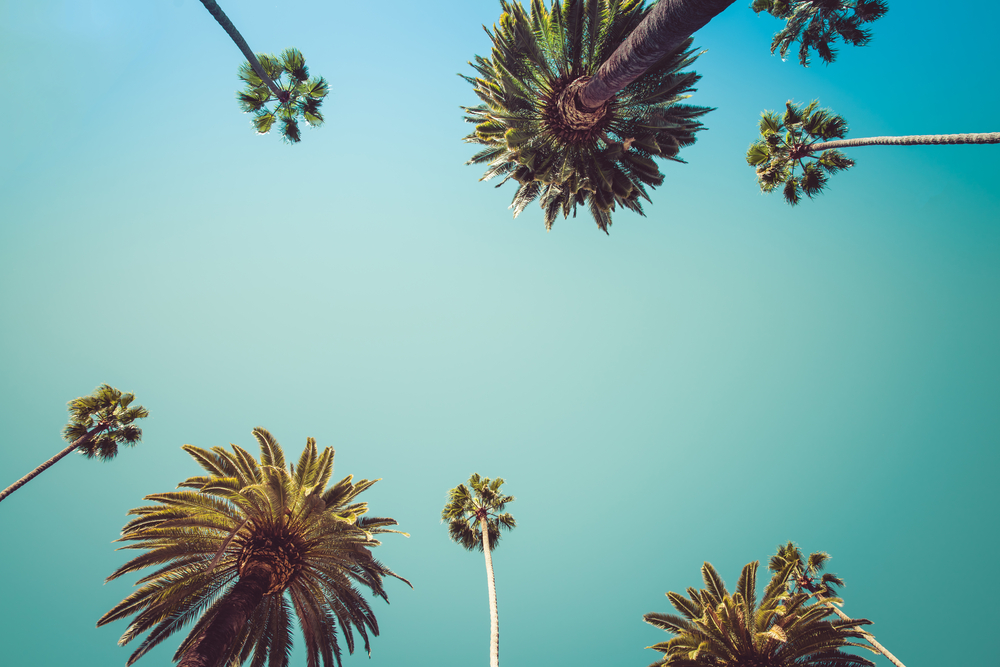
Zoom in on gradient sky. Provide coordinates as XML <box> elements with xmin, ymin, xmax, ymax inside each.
<box><xmin>1</xmin><ymin>1</ymin><xmax>997</xmax><ymax>666</ymax></box>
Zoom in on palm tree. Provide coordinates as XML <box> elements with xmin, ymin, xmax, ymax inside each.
<box><xmin>441</xmin><ymin>474</ymin><xmax>516</xmax><ymax>667</ymax></box>
<box><xmin>751</xmin><ymin>0</ymin><xmax>889</xmax><ymax>66</ymax></box>
<box><xmin>770</xmin><ymin>541</ymin><xmax>907</xmax><ymax>667</ymax></box>
<box><xmin>0</xmin><ymin>384</ymin><xmax>148</xmax><ymax>505</ymax></box>
<box><xmin>643</xmin><ymin>559</ymin><xmax>878</xmax><ymax>667</ymax></box>
<box><xmin>464</xmin><ymin>0</ymin><xmax>713</xmax><ymax>232</ymax></box>
<box><xmin>747</xmin><ymin>100</ymin><xmax>1000</xmax><ymax>205</ymax></box>
<box><xmin>199</xmin><ymin>0</ymin><xmax>328</xmax><ymax>142</ymax></box>
<box><xmin>97</xmin><ymin>427</ymin><xmax>409</xmax><ymax>667</ymax></box>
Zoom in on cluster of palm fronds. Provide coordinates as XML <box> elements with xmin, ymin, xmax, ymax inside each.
<box><xmin>62</xmin><ymin>384</ymin><xmax>148</xmax><ymax>461</ymax></box>
<box><xmin>644</xmin><ymin>559</ymin><xmax>877</xmax><ymax>667</ymax></box>
<box><xmin>746</xmin><ymin>100</ymin><xmax>855</xmax><ymax>205</ymax></box>
<box><xmin>237</xmin><ymin>48</ymin><xmax>329</xmax><ymax>143</ymax></box>
<box><xmin>752</xmin><ymin>0</ymin><xmax>890</xmax><ymax>65</ymax></box>
<box><xmin>464</xmin><ymin>0</ymin><xmax>711</xmax><ymax>233</ymax></box>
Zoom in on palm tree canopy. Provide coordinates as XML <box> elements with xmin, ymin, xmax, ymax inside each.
<box><xmin>237</xmin><ymin>48</ymin><xmax>329</xmax><ymax>143</ymax></box>
<box><xmin>752</xmin><ymin>0</ymin><xmax>889</xmax><ymax>66</ymax></box>
<box><xmin>63</xmin><ymin>383</ymin><xmax>149</xmax><ymax>460</ymax></box>
<box><xmin>441</xmin><ymin>473</ymin><xmax>516</xmax><ymax>552</ymax></box>
<box><xmin>464</xmin><ymin>0</ymin><xmax>711</xmax><ymax>233</ymax></box>
<box><xmin>770</xmin><ymin>541</ymin><xmax>845</xmax><ymax>598</ymax></box>
<box><xmin>98</xmin><ymin>427</ymin><xmax>409</xmax><ymax>667</ymax></box>
<box><xmin>644</xmin><ymin>560</ymin><xmax>877</xmax><ymax>667</ymax></box>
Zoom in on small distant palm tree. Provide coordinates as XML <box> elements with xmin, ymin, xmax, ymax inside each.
<box><xmin>643</xmin><ymin>559</ymin><xmax>877</xmax><ymax>667</ymax></box>
<box><xmin>751</xmin><ymin>0</ymin><xmax>889</xmax><ymax>66</ymax></box>
<box><xmin>0</xmin><ymin>384</ymin><xmax>148</xmax><ymax>505</ymax></box>
<box><xmin>98</xmin><ymin>427</ymin><xmax>409</xmax><ymax>667</ymax></box>
<box><xmin>770</xmin><ymin>541</ymin><xmax>908</xmax><ymax>667</ymax></box>
<box><xmin>441</xmin><ymin>474</ymin><xmax>516</xmax><ymax>667</ymax></box>
<box><xmin>747</xmin><ymin>100</ymin><xmax>1000</xmax><ymax>205</ymax></box>
<box><xmin>199</xmin><ymin>0</ymin><xmax>328</xmax><ymax>142</ymax></box>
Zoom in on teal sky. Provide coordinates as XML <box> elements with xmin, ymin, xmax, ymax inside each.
<box><xmin>1</xmin><ymin>1</ymin><xmax>997</xmax><ymax>666</ymax></box>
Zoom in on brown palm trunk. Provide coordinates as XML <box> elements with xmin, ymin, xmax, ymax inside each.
<box><xmin>810</xmin><ymin>132</ymin><xmax>1000</xmax><ymax>152</ymax></box>
<box><xmin>0</xmin><ymin>426</ymin><xmax>105</xmax><ymax>505</ymax></box>
<box><xmin>481</xmin><ymin>516</ymin><xmax>500</xmax><ymax>667</ymax></box>
<box><xmin>198</xmin><ymin>0</ymin><xmax>284</xmax><ymax>99</ymax></box>
<box><xmin>816</xmin><ymin>594</ymin><xmax>906</xmax><ymax>667</ymax></box>
<box><xmin>178</xmin><ymin>565</ymin><xmax>271</xmax><ymax>667</ymax></box>
<box><xmin>577</xmin><ymin>0</ymin><xmax>737</xmax><ymax>110</ymax></box>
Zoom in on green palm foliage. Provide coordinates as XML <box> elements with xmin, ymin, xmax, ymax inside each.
<box><xmin>643</xmin><ymin>560</ymin><xmax>877</xmax><ymax>667</ymax></box>
<box><xmin>0</xmin><ymin>384</ymin><xmax>148</xmax><ymax>504</ymax></box>
<box><xmin>464</xmin><ymin>0</ymin><xmax>712</xmax><ymax>233</ymax></box>
<box><xmin>747</xmin><ymin>100</ymin><xmax>854</xmax><ymax>205</ymax></box>
<box><xmin>751</xmin><ymin>0</ymin><xmax>889</xmax><ymax>66</ymax></box>
<box><xmin>97</xmin><ymin>427</ymin><xmax>409</xmax><ymax>667</ymax></box>
<box><xmin>237</xmin><ymin>48</ymin><xmax>329</xmax><ymax>143</ymax></box>
<box><xmin>442</xmin><ymin>474</ymin><xmax>516</xmax><ymax>551</ymax></box>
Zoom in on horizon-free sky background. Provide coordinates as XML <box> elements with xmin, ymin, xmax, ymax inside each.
<box><xmin>1</xmin><ymin>1</ymin><xmax>997</xmax><ymax>666</ymax></box>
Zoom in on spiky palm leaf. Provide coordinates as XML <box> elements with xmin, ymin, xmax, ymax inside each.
<box><xmin>644</xmin><ymin>560</ymin><xmax>877</xmax><ymax>667</ymax></box>
<box><xmin>98</xmin><ymin>427</ymin><xmax>409</xmax><ymax>667</ymax></box>
<box><xmin>237</xmin><ymin>48</ymin><xmax>329</xmax><ymax>144</ymax></box>
<box><xmin>0</xmin><ymin>384</ymin><xmax>149</xmax><ymax>504</ymax></box>
<box><xmin>464</xmin><ymin>0</ymin><xmax>712</xmax><ymax>233</ymax></box>
<box><xmin>751</xmin><ymin>0</ymin><xmax>889</xmax><ymax>66</ymax></box>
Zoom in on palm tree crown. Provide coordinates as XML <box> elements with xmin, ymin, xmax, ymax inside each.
<box><xmin>643</xmin><ymin>560</ymin><xmax>877</xmax><ymax>667</ymax></box>
<box><xmin>237</xmin><ymin>48</ymin><xmax>329</xmax><ymax>143</ymax></box>
<box><xmin>464</xmin><ymin>0</ymin><xmax>711</xmax><ymax>233</ymax></box>
<box><xmin>442</xmin><ymin>473</ymin><xmax>516</xmax><ymax>551</ymax></box>
<box><xmin>751</xmin><ymin>0</ymin><xmax>889</xmax><ymax>66</ymax></box>
<box><xmin>98</xmin><ymin>427</ymin><xmax>409</xmax><ymax>667</ymax></box>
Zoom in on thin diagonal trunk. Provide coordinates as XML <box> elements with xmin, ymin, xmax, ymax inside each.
<box><xmin>199</xmin><ymin>0</ymin><xmax>285</xmax><ymax>99</ymax></box>
<box><xmin>816</xmin><ymin>594</ymin><xmax>906</xmax><ymax>667</ymax></box>
<box><xmin>577</xmin><ymin>0</ymin><xmax>737</xmax><ymax>110</ymax></box>
<box><xmin>0</xmin><ymin>425</ymin><xmax>106</xmax><ymax>505</ymax></box>
<box><xmin>481</xmin><ymin>516</ymin><xmax>499</xmax><ymax>667</ymax></box>
<box><xmin>810</xmin><ymin>132</ymin><xmax>1000</xmax><ymax>152</ymax></box>
<box><xmin>178</xmin><ymin>564</ymin><xmax>271</xmax><ymax>667</ymax></box>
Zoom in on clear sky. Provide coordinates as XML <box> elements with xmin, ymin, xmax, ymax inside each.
<box><xmin>0</xmin><ymin>1</ymin><xmax>997</xmax><ymax>666</ymax></box>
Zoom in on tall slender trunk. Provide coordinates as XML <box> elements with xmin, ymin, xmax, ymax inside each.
<box><xmin>810</xmin><ymin>132</ymin><xmax>1000</xmax><ymax>152</ymax></box>
<box><xmin>577</xmin><ymin>0</ymin><xmax>737</xmax><ymax>110</ymax></box>
<box><xmin>178</xmin><ymin>564</ymin><xmax>271</xmax><ymax>667</ymax></box>
<box><xmin>481</xmin><ymin>516</ymin><xmax>500</xmax><ymax>667</ymax></box>
<box><xmin>817</xmin><ymin>594</ymin><xmax>906</xmax><ymax>667</ymax></box>
<box><xmin>0</xmin><ymin>425</ymin><xmax>105</xmax><ymax>505</ymax></box>
<box><xmin>198</xmin><ymin>0</ymin><xmax>285</xmax><ymax>99</ymax></box>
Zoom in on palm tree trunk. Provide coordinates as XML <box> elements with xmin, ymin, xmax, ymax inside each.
<box><xmin>577</xmin><ymin>0</ymin><xmax>737</xmax><ymax>110</ymax></box>
<box><xmin>198</xmin><ymin>0</ymin><xmax>284</xmax><ymax>99</ymax></box>
<box><xmin>810</xmin><ymin>132</ymin><xmax>1000</xmax><ymax>151</ymax></box>
<box><xmin>481</xmin><ymin>516</ymin><xmax>500</xmax><ymax>667</ymax></box>
<box><xmin>178</xmin><ymin>565</ymin><xmax>271</xmax><ymax>667</ymax></box>
<box><xmin>817</xmin><ymin>594</ymin><xmax>906</xmax><ymax>667</ymax></box>
<box><xmin>0</xmin><ymin>427</ymin><xmax>103</xmax><ymax>505</ymax></box>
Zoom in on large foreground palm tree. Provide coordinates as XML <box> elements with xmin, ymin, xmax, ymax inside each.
<box><xmin>465</xmin><ymin>0</ymin><xmax>886</xmax><ymax>232</ymax></box>
<box><xmin>0</xmin><ymin>384</ymin><xmax>148</xmax><ymax>505</ymax></box>
<box><xmin>199</xmin><ymin>0</ymin><xmax>328</xmax><ymax>142</ymax></box>
<box><xmin>643</xmin><ymin>559</ymin><xmax>877</xmax><ymax>667</ymax></box>
<box><xmin>770</xmin><ymin>542</ymin><xmax>907</xmax><ymax>667</ymax></box>
<box><xmin>98</xmin><ymin>427</ymin><xmax>409</xmax><ymax>667</ymax></box>
<box><xmin>747</xmin><ymin>100</ymin><xmax>1000</xmax><ymax>205</ymax></box>
<box><xmin>441</xmin><ymin>474</ymin><xmax>516</xmax><ymax>667</ymax></box>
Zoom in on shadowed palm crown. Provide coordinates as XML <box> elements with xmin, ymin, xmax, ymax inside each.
<box><xmin>238</xmin><ymin>48</ymin><xmax>329</xmax><ymax>143</ymax></box>
<box><xmin>770</xmin><ymin>541</ymin><xmax>844</xmax><ymax>598</ymax></box>
<box><xmin>442</xmin><ymin>474</ymin><xmax>516</xmax><ymax>551</ymax></box>
<box><xmin>464</xmin><ymin>0</ymin><xmax>711</xmax><ymax>233</ymax></box>
<box><xmin>643</xmin><ymin>560</ymin><xmax>877</xmax><ymax>667</ymax></box>
<box><xmin>752</xmin><ymin>0</ymin><xmax>889</xmax><ymax>66</ymax></box>
<box><xmin>747</xmin><ymin>100</ymin><xmax>854</xmax><ymax>205</ymax></box>
<box><xmin>64</xmin><ymin>383</ymin><xmax>149</xmax><ymax>460</ymax></box>
<box><xmin>98</xmin><ymin>428</ymin><xmax>409</xmax><ymax>667</ymax></box>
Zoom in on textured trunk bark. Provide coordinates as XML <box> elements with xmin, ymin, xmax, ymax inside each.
<box><xmin>0</xmin><ymin>426</ymin><xmax>105</xmax><ymax>505</ymax></box>
<box><xmin>817</xmin><ymin>594</ymin><xmax>907</xmax><ymax>667</ymax></box>
<box><xmin>481</xmin><ymin>516</ymin><xmax>499</xmax><ymax>667</ymax></box>
<box><xmin>177</xmin><ymin>565</ymin><xmax>271</xmax><ymax>667</ymax></box>
<box><xmin>198</xmin><ymin>0</ymin><xmax>284</xmax><ymax>98</ymax></box>
<box><xmin>810</xmin><ymin>132</ymin><xmax>1000</xmax><ymax>151</ymax></box>
<box><xmin>577</xmin><ymin>0</ymin><xmax>737</xmax><ymax>110</ymax></box>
